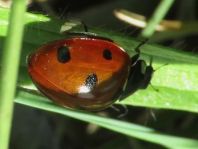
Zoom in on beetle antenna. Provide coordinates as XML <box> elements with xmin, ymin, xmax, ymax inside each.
<box><xmin>149</xmin><ymin>55</ymin><xmax>168</xmax><ymax>72</ymax></box>
<box><xmin>154</xmin><ymin>63</ymin><xmax>168</xmax><ymax>72</ymax></box>
<box><xmin>149</xmin><ymin>83</ymin><xmax>159</xmax><ymax>92</ymax></box>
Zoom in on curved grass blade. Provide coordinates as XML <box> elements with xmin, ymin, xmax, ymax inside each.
<box><xmin>15</xmin><ymin>89</ymin><xmax>198</xmax><ymax>149</ymax></box>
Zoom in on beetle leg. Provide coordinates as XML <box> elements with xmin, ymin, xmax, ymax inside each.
<box><xmin>81</xmin><ymin>21</ymin><xmax>88</xmax><ymax>32</ymax></box>
<box><xmin>130</xmin><ymin>53</ymin><xmax>139</xmax><ymax>66</ymax></box>
<box><xmin>110</xmin><ymin>105</ymin><xmax>128</xmax><ymax>118</ymax></box>
<box><xmin>134</xmin><ymin>38</ymin><xmax>148</xmax><ymax>53</ymax></box>
<box><xmin>131</xmin><ymin>39</ymin><xmax>148</xmax><ymax>65</ymax></box>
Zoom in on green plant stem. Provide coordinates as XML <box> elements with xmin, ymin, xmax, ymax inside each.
<box><xmin>15</xmin><ymin>90</ymin><xmax>198</xmax><ymax>149</ymax></box>
<box><xmin>141</xmin><ymin>0</ymin><xmax>175</xmax><ymax>37</ymax></box>
<box><xmin>0</xmin><ymin>1</ymin><xmax>27</xmax><ymax>149</ymax></box>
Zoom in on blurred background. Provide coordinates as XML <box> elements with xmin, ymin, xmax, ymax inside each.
<box><xmin>1</xmin><ymin>0</ymin><xmax>198</xmax><ymax>148</ymax></box>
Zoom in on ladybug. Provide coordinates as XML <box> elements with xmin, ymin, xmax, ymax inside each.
<box><xmin>28</xmin><ymin>32</ymin><xmax>153</xmax><ymax>111</ymax></box>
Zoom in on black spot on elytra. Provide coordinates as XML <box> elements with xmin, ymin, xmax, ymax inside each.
<box><xmin>57</xmin><ymin>46</ymin><xmax>70</xmax><ymax>63</ymax></box>
<box><xmin>103</xmin><ymin>49</ymin><xmax>112</xmax><ymax>60</ymax></box>
<box><xmin>85</xmin><ymin>73</ymin><xmax>98</xmax><ymax>90</ymax></box>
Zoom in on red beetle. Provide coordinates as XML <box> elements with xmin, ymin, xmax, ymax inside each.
<box><xmin>28</xmin><ymin>33</ymin><xmax>153</xmax><ymax>111</ymax></box>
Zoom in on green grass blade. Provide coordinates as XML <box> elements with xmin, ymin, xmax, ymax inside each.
<box><xmin>141</xmin><ymin>0</ymin><xmax>175</xmax><ymax>37</ymax></box>
<box><xmin>0</xmin><ymin>1</ymin><xmax>27</xmax><ymax>149</ymax></box>
<box><xmin>15</xmin><ymin>89</ymin><xmax>198</xmax><ymax>149</ymax></box>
